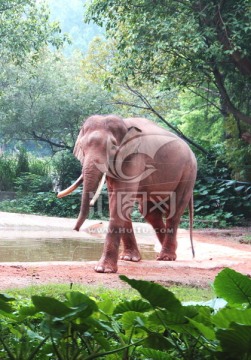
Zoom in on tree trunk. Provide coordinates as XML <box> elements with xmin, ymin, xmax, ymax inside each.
<box><xmin>213</xmin><ymin>67</ymin><xmax>251</xmax><ymax>125</ymax></box>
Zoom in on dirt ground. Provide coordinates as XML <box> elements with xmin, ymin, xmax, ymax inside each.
<box><xmin>0</xmin><ymin>211</ymin><xmax>250</xmax><ymax>290</ymax></box>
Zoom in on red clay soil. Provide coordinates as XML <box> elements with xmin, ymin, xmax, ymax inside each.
<box><xmin>0</xmin><ymin>212</ymin><xmax>250</xmax><ymax>290</ymax></box>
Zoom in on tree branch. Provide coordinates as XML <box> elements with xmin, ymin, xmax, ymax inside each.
<box><xmin>118</xmin><ymin>83</ymin><xmax>211</xmax><ymax>156</ymax></box>
<box><xmin>31</xmin><ymin>131</ymin><xmax>72</xmax><ymax>151</ymax></box>
<box><xmin>215</xmin><ymin>4</ymin><xmax>251</xmax><ymax>76</ymax></box>
<box><xmin>187</xmin><ymin>86</ymin><xmax>222</xmax><ymax>113</ymax></box>
<box><xmin>213</xmin><ymin>66</ymin><xmax>251</xmax><ymax>125</ymax></box>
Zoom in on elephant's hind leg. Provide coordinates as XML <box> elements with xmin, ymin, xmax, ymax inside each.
<box><xmin>139</xmin><ymin>201</ymin><xmax>166</xmax><ymax>253</ymax></box>
<box><xmin>156</xmin><ymin>218</ymin><xmax>178</xmax><ymax>261</ymax></box>
<box><xmin>157</xmin><ymin>181</ymin><xmax>193</xmax><ymax>261</ymax></box>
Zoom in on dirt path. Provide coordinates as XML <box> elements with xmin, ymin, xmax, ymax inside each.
<box><xmin>0</xmin><ymin>212</ymin><xmax>250</xmax><ymax>290</ymax></box>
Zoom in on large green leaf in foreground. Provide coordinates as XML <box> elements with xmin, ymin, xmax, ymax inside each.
<box><xmin>120</xmin><ymin>275</ymin><xmax>182</xmax><ymax>311</ymax></box>
<box><xmin>214</xmin><ymin>268</ymin><xmax>251</xmax><ymax>306</ymax></box>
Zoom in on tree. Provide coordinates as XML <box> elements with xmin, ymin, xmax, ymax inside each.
<box><xmin>85</xmin><ymin>0</ymin><xmax>251</xmax><ymax>128</ymax></box>
<box><xmin>0</xmin><ymin>0</ymin><xmax>66</xmax><ymax>63</ymax></box>
<box><xmin>0</xmin><ymin>50</ymin><xmax>114</xmax><ymax>151</ymax></box>
<box><xmin>83</xmin><ymin>37</ymin><xmax>211</xmax><ymax>155</ymax></box>
<box><xmin>83</xmin><ymin>32</ymin><xmax>251</xmax><ymax>181</ymax></box>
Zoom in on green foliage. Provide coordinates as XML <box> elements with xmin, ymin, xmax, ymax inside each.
<box><xmin>14</xmin><ymin>174</ymin><xmax>53</xmax><ymax>194</ymax></box>
<box><xmin>223</xmin><ymin>115</ymin><xmax>251</xmax><ymax>181</ymax></box>
<box><xmin>165</xmin><ymin>88</ymin><xmax>251</xmax><ymax>183</ymax></box>
<box><xmin>52</xmin><ymin>150</ymin><xmax>81</xmax><ymax>190</ymax></box>
<box><xmin>0</xmin><ymin>152</ymin><xmax>53</xmax><ymax>193</ymax></box>
<box><xmin>28</xmin><ymin>156</ymin><xmax>52</xmax><ymax>177</ymax></box>
<box><xmin>1</xmin><ymin>268</ymin><xmax>251</xmax><ymax>359</ymax></box>
<box><xmin>0</xmin><ymin>50</ymin><xmax>114</xmax><ymax>151</ymax></box>
<box><xmin>0</xmin><ymin>149</ymin><xmax>110</xmax><ymax>218</ymax></box>
<box><xmin>15</xmin><ymin>147</ymin><xmax>30</xmax><ymax>176</ymax></box>
<box><xmin>0</xmin><ymin>192</ymin><xmax>80</xmax><ymax>218</ymax></box>
<box><xmin>0</xmin><ymin>151</ymin><xmax>53</xmax><ymax>192</ymax></box>
<box><xmin>0</xmin><ymin>154</ymin><xmax>16</xmax><ymax>191</ymax></box>
<box><xmin>171</xmin><ymin>90</ymin><xmax>224</xmax><ymax>148</ymax></box>
<box><xmin>0</xmin><ymin>189</ymin><xmax>110</xmax><ymax>219</ymax></box>
<box><xmin>194</xmin><ymin>178</ymin><xmax>251</xmax><ymax>227</ymax></box>
<box><xmin>0</xmin><ymin>0</ymin><xmax>66</xmax><ymax>63</ymax></box>
<box><xmin>86</xmin><ymin>0</ymin><xmax>251</xmax><ymax>127</ymax></box>
<box><xmin>189</xmin><ymin>150</ymin><xmax>251</xmax><ymax>226</ymax></box>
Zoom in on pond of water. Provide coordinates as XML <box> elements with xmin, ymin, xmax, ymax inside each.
<box><xmin>0</xmin><ymin>227</ymin><xmax>157</xmax><ymax>262</ymax></box>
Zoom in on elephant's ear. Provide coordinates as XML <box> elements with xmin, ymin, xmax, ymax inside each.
<box><xmin>73</xmin><ymin>130</ymin><xmax>85</xmax><ymax>165</ymax></box>
<box><xmin>117</xmin><ymin>126</ymin><xmax>142</xmax><ymax>160</ymax></box>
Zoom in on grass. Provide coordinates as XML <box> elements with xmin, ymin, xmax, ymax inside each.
<box><xmin>241</xmin><ymin>235</ymin><xmax>251</xmax><ymax>244</ymax></box>
<box><xmin>6</xmin><ymin>282</ymin><xmax>215</xmax><ymax>304</ymax></box>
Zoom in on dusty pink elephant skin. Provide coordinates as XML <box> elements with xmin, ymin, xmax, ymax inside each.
<box><xmin>59</xmin><ymin>115</ymin><xmax>197</xmax><ymax>273</ymax></box>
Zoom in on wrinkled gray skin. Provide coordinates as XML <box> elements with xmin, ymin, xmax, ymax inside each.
<box><xmin>66</xmin><ymin>115</ymin><xmax>197</xmax><ymax>273</ymax></box>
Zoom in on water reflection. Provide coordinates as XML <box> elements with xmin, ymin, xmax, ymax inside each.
<box><xmin>0</xmin><ymin>237</ymin><xmax>156</xmax><ymax>262</ymax></box>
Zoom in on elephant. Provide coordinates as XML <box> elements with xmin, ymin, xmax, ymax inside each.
<box><xmin>58</xmin><ymin>114</ymin><xmax>197</xmax><ymax>273</ymax></box>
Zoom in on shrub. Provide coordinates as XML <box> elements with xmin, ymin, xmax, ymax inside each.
<box><xmin>15</xmin><ymin>147</ymin><xmax>29</xmax><ymax>176</ymax></box>
<box><xmin>14</xmin><ymin>173</ymin><xmax>53</xmax><ymax>194</ymax></box>
<box><xmin>0</xmin><ymin>268</ymin><xmax>251</xmax><ymax>359</ymax></box>
<box><xmin>52</xmin><ymin>150</ymin><xmax>81</xmax><ymax>190</ymax></box>
<box><xmin>194</xmin><ymin>178</ymin><xmax>251</xmax><ymax>226</ymax></box>
<box><xmin>28</xmin><ymin>156</ymin><xmax>52</xmax><ymax>177</ymax></box>
<box><xmin>0</xmin><ymin>154</ymin><xmax>16</xmax><ymax>191</ymax></box>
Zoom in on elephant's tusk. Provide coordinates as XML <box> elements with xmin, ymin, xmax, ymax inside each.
<box><xmin>90</xmin><ymin>173</ymin><xmax>106</xmax><ymax>206</ymax></box>
<box><xmin>57</xmin><ymin>174</ymin><xmax>83</xmax><ymax>198</ymax></box>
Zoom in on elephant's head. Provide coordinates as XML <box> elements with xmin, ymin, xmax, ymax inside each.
<box><xmin>72</xmin><ymin>114</ymin><xmax>130</xmax><ymax>231</ymax></box>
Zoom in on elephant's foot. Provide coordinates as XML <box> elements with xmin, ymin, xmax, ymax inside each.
<box><xmin>157</xmin><ymin>250</ymin><xmax>177</xmax><ymax>261</ymax></box>
<box><xmin>94</xmin><ymin>259</ymin><xmax>118</xmax><ymax>273</ymax></box>
<box><xmin>120</xmin><ymin>249</ymin><xmax>141</xmax><ymax>262</ymax></box>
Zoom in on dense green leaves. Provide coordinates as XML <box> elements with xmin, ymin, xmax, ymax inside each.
<box><xmin>0</xmin><ymin>51</ymin><xmax>113</xmax><ymax>151</ymax></box>
<box><xmin>0</xmin><ymin>0</ymin><xmax>65</xmax><ymax>63</ymax></box>
<box><xmin>1</xmin><ymin>268</ymin><xmax>251</xmax><ymax>358</ymax></box>
<box><xmin>86</xmin><ymin>0</ymin><xmax>251</xmax><ymax>126</ymax></box>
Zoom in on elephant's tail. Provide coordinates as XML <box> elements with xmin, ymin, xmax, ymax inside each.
<box><xmin>189</xmin><ymin>194</ymin><xmax>195</xmax><ymax>258</ymax></box>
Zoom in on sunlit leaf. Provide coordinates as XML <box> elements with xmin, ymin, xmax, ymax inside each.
<box><xmin>212</xmin><ymin>308</ymin><xmax>251</xmax><ymax>328</ymax></box>
<box><xmin>138</xmin><ymin>347</ymin><xmax>172</xmax><ymax>359</ymax></box>
<box><xmin>214</xmin><ymin>268</ymin><xmax>251</xmax><ymax>306</ymax></box>
<box><xmin>114</xmin><ymin>299</ymin><xmax>152</xmax><ymax>314</ymax></box>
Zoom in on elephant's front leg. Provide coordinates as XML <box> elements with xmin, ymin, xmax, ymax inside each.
<box><xmin>94</xmin><ymin>223</ymin><xmax>120</xmax><ymax>273</ymax></box>
<box><xmin>120</xmin><ymin>222</ymin><xmax>141</xmax><ymax>262</ymax></box>
<box><xmin>95</xmin><ymin>177</ymin><xmax>140</xmax><ymax>272</ymax></box>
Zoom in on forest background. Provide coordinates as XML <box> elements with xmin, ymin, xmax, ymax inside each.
<box><xmin>0</xmin><ymin>0</ymin><xmax>250</xmax><ymax>227</ymax></box>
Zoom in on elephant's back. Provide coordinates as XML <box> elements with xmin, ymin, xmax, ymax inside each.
<box><xmin>124</xmin><ymin>117</ymin><xmax>177</xmax><ymax>138</ymax></box>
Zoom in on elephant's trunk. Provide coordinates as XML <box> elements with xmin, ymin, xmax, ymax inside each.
<box><xmin>74</xmin><ymin>164</ymin><xmax>104</xmax><ymax>231</ymax></box>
